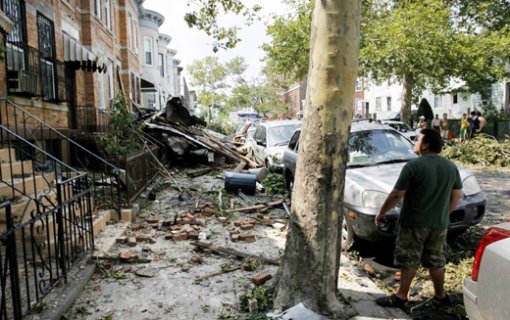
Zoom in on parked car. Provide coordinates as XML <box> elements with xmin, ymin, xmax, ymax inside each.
<box><xmin>381</xmin><ymin>120</ymin><xmax>417</xmax><ymax>141</ymax></box>
<box><xmin>283</xmin><ymin>123</ymin><xmax>486</xmax><ymax>249</ymax></box>
<box><xmin>463</xmin><ymin>222</ymin><xmax>510</xmax><ymax>320</ymax></box>
<box><xmin>248</xmin><ymin>120</ymin><xmax>301</xmax><ymax>171</ymax></box>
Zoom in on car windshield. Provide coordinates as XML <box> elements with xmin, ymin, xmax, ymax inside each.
<box><xmin>348</xmin><ymin>129</ymin><xmax>417</xmax><ymax>167</ymax></box>
<box><xmin>268</xmin><ymin>124</ymin><xmax>301</xmax><ymax>146</ymax></box>
<box><xmin>388</xmin><ymin>122</ymin><xmax>412</xmax><ymax>133</ymax></box>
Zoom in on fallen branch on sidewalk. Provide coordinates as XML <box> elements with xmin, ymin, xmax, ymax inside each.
<box><xmin>225</xmin><ymin>199</ymin><xmax>284</xmax><ymax>213</ymax></box>
<box><xmin>191</xmin><ymin>241</ymin><xmax>280</xmax><ymax>265</ymax></box>
<box><xmin>194</xmin><ymin>265</ymin><xmax>243</xmax><ymax>282</ymax></box>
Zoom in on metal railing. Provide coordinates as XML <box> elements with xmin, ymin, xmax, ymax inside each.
<box><xmin>0</xmin><ymin>173</ymin><xmax>94</xmax><ymax>318</ymax></box>
<box><xmin>0</xmin><ymin>98</ymin><xmax>125</xmax><ymax>211</ymax></box>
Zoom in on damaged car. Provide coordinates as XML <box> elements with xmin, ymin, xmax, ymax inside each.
<box><xmin>248</xmin><ymin>120</ymin><xmax>301</xmax><ymax>172</ymax></box>
<box><xmin>283</xmin><ymin>122</ymin><xmax>486</xmax><ymax>249</ymax></box>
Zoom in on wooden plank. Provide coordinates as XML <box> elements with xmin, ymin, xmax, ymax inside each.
<box><xmin>191</xmin><ymin>241</ymin><xmax>280</xmax><ymax>265</ymax></box>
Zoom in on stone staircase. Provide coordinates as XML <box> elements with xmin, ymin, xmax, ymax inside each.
<box><xmin>0</xmin><ymin>146</ymin><xmax>110</xmax><ymax>257</ymax></box>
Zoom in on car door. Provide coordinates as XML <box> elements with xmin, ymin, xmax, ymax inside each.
<box><xmin>253</xmin><ymin>126</ymin><xmax>267</xmax><ymax>163</ymax></box>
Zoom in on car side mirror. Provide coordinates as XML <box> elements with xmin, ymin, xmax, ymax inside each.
<box><xmin>256</xmin><ymin>139</ymin><xmax>266</xmax><ymax>147</ymax></box>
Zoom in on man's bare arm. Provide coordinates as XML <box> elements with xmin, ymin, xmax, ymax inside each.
<box><xmin>449</xmin><ymin>189</ymin><xmax>462</xmax><ymax>213</ymax></box>
<box><xmin>375</xmin><ymin>189</ymin><xmax>406</xmax><ymax>226</ymax></box>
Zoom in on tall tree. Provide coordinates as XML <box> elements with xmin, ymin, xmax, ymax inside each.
<box><xmin>186</xmin><ymin>0</ymin><xmax>362</xmax><ymax>316</ymax></box>
<box><xmin>262</xmin><ymin>0</ymin><xmax>510</xmax><ymax>124</ymax></box>
<box><xmin>186</xmin><ymin>56</ymin><xmax>247</xmax><ymax>121</ymax></box>
<box><xmin>273</xmin><ymin>1</ymin><xmax>360</xmax><ymax>315</ymax></box>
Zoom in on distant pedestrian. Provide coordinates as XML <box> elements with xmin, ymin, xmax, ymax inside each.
<box><xmin>415</xmin><ymin>116</ymin><xmax>426</xmax><ymax>135</ymax></box>
<box><xmin>432</xmin><ymin>114</ymin><xmax>441</xmax><ymax>132</ymax></box>
<box><xmin>468</xmin><ymin>111</ymin><xmax>480</xmax><ymax>139</ymax></box>
<box><xmin>375</xmin><ymin>129</ymin><xmax>463</xmax><ymax>309</ymax></box>
<box><xmin>440</xmin><ymin>113</ymin><xmax>449</xmax><ymax>140</ymax></box>
<box><xmin>477</xmin><ymin>111</ymin><xmax>486</xmax><ymax>134</ymax></box>
<box><xmin>460</xmin><ymin>113</ymin><xmax>469</xmax><ymax>142</ymax></box>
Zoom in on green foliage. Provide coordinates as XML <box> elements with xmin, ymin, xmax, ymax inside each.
<box><xmin>417</xmin><ymin>98</ymin><xmax>433</xmax><ymax>121</ymax></box>
<box><xmin>262</xmin><ymin>173</ymin><xmax>287</xmax><ymax>195</ymax></box>
<box><xmin>225</xmin><ymin>81</ymin><xmax>288</xmax><ymax>118</ymax></box>
<box><xmin>239</xmin><ymin>286</ymin><xmax>273</xmax><ymax>313</ymax></box>
<box><xmin>99</xmin><ymin>94</ymin><xmax>142</xmax><ymax>159</ymax></box>
<box><xmin>442</xmin><ymin>134</ymin><xmax>510</xmax><ymax>167</ymax></box>
<box><xmin>261</xmin><ymin>0</ymin><xmax>312</xmax><ymax>82</ymax></box>
<box><xmin>183</xmin><ymin>0</ymin><xmax>261</xmax><ymax>52</ymax></box>
<box><xmin>481</xmin><ymin>103</ymin><xmax>510</xmax><ymax>120</ymax></box>
<box><xmin>207</xmin><ymin>120</ymin><xmax>235</xmax><ymax>135</ymax></box>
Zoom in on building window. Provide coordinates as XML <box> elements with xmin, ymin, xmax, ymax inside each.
<box><xmin>355</xmin><ymin>78</ymin><xmax>362</xmax><ymax>91</ymax></box>
<box><xmin>158</xmin><ymin>53</ymin><xmax>164</xmax><ymax>77</ymax></box>
<box><xmin>375</xmin><ymin>97</ymin><xmax>382</xmax><ymax>111</ymax></box>
<box><xmin>386</xmin><ymin>96</ymin><xmax>392</xmax><ymax>111</ymax></box>
<box><xmin>434</xmin><ymin>95</ymin><xmax>441</xmax><ymax>108</ymax></box>
<box><xmin>105</xmin><ymin>0</ymin><xmax>111</xmax><ymax>29</ymax></box>
<box><xmin>453</xmin><ymin>93</ymin><xmax>458</xmax><ymax>104</ymax></box>
<box><xmin>38</xmin><ymin>13</ymin><xmax>56</xmax><ymax>100</ymax></box>
<box><xmin>144</xmin><ymin>38</ymin><xmax>153</xmax><ymax>65</ymax></box>
<box><xmin>147</xmin><ymin>92</ymin><xmax>156</xmax><ymax>108</ymax></box>
<box><xmin>94</xmin><ymin>0</ymin><xmax>101</xmax><ymax>19</ymax></box>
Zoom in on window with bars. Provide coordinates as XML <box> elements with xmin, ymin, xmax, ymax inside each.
<box><xmin>38</xmin><ymin>13</ymin><xmax>56</xmax><ymax>101</ymax></box>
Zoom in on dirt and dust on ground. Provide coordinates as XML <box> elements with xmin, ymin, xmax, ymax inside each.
<box><xmin>63</xmin><ymin>163</ymin><xmax>510</xmax><ymax>320</ymax></box>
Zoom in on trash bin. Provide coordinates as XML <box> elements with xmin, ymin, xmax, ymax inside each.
<box><xmin>224</xmin><ymin>172</ymin><xmax>257</xmax><ymax>194</ymax></box>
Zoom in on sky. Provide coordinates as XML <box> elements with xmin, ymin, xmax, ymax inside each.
<box><xmin>142</xmin><ymin>0</ymin><xmax>289</xmax><ymax>84</ymax></box>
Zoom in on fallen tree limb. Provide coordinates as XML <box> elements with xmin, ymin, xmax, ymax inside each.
<box><xmin>191</xmin><ymin>241</ymin><xmax>280</xmax><ymax>265</ymax></box>
<box><xmin>195</xmin><ymin>265</ymin><xmax>243</xmax><ymax>282</ymax></box>
<box><xmin>225</xmin><ymin>199</ymin><xmax>285</xmax><ymax>213</ymax></box>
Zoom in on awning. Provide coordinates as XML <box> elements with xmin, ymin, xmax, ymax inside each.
<box><xmin>141</xmin><ymin>78</ymin><xmax>157</xmax><ymax>92</ymax></box>
<box><xmin>63</xmin><ymin>33</ymin><xmax>107</xmax><ymax>73</ymax></box>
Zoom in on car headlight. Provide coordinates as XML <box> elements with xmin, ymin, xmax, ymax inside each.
<box><xmin>362</xmin><ymin>190</ymin><xmax>388</xmax><ymax>209</ymax></box>
<box><xmin>463</xmin><ymin>175</ymin><xmax>481</xmax><ymax>196</ymax></box>
<box><xmin>272</xmin><ymin>150</ymin><xmax>284</xmax><ymax>163</ymax></box>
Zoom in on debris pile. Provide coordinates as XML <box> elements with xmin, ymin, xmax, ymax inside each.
<box><xmin>443</xmin><ymin>134</ymin><xmax>510</xmax><ymax>168</ymax></box>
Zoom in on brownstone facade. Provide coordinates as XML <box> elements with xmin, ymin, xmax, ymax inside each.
<box><xmin>0</xmin><ymin>0</ymin><xmax>142</xmax><ymax>135</ymax></box>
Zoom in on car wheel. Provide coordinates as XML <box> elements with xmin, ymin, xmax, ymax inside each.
<box><xmin>341</xmin><ymin>216</ymin><xmax>355</xmax><ymax>251</ymax></box>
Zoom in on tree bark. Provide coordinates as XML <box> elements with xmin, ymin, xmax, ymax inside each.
<box><xmin>401</xmin><ymin>72</ymin><xmax>414</xmax><ymax>125</ymax></box>
<box><xmin>273</xmin><ymin>1</ymin><xmax>360</xmax><ymax>318</ymax></box>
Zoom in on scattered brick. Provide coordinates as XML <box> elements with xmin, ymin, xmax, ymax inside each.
<box><xmin>234</xmin><ymin>221</ymin><xmax>242</xmax><ymax>227</ymax></box>
<box><xmin>145</xmin><ymin>217</ymin><xmax>159</xmax><ymax>224</ymax></box>
<box><xmin>239</xmin><ymin>233</ymin><xmax>256</xmax><ymax>243</ymax></box>
<box><xmin>131</xmin><ymin>224</ymin><xmax>144</xmax><ymax>232</ymax></box>
<box><xmin>201</xmin><ymin>209</ymin><xmax>219</xmax><ymax>217</ymax></box>
<box><xmin>116</xmin><ymin>237</ymin><xmax>128</xmax><ymax>244</ymax></box>
<box><xmin>127</xmin><ymin>237</ymin><xmax>137</xmax><ymax>247</ymax></box>
<box><xmin>119</xmin><ymin>250</ymin><xmax>138</xmax><ymax>260</ymax></box>
<box><xmin>188</xmin><ymin>256</ymin><xmax>205</xmax><ymax>265</ymax></box>
<box><xmin>188</xmin><ymin>230</ymin><xmax>199</xmax><ymax>240</ymax></box>
<box><xmin>251</xmin><ymin>272</ymin><xmax>272</xmax><ymax>286</ymax></box>
<box><xmin>241</xmin><ymin>223</ymin><xmax>254</xmax><ymax>230</ymax></box>
<box><xmin>272</xmin><ymin>222</ymin><xmax>286</xmax><ymax>231</ymax></box>
<box><xmin>231</xmin><ymin>234</ymin><xmax>239</xmax><ymax>242</ymax></box>
<box><xmin>218</xmin><ymin>217</ymin><xmax>228</xmax><ymax>223</ymax></box>
<box><xmin>136</xmin><ymin>235</ymin><xmax>156</xmax><ymax>244</ymax></box>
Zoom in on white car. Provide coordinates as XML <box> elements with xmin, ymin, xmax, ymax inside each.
<box><xmin>249</xmin><ymin>120</ymin><xmax>301</xmax><ymax>171</ymax></box>
<box><xmin>381</xmin><ymin>120</ymin><xmax>417</xmax><ymax>141</ymax></box>
<box><xmin>463</xmin><ymin>221</ymin><xmax>510</xmax><ymax>320</ymax></box>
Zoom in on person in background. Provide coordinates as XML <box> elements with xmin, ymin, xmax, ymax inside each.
<box><xmin>468</xmin><ymin>111</ymin><xmax>480</xmax><ymax>139</ymax></box>
<box><xmin>416</xmin><ymin>116</ymin><xmax>426</xmax><ymax>135</ymax></box>
<box><xmin>375</xmin><ymin>129</ymin><xmax>463</xmax><ymax>309</ymax></box>
<box><xmin>477</xmin><ymin>111</ymin><xmax>486</xmax><ymax>134</ymax></box>
<box><xmin>460</xmin><ymin>113</ymin><xmax>469</xmax><ymax>142</ymax></box>
<box><xmin>439</xmin><ymin>113</ymin><xmax>449</xmax><ymax>140</ymax></box>
<box><xmin>432</xmin><ymin>114</ymin><xmax>441</xmax><ymax>132</ymax></box>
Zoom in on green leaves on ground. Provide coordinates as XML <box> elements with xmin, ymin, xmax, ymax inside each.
<box><xmin>442</xmin><ymin>134</ymin><xmax>510</xmax><ymax>168</ymax></box>
<box><xmin>262</xmin><ymin>173</ymin><xmax>287</xmax><ymax>196</ymax></box>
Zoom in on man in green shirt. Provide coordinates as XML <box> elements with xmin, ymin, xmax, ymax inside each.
<box><xmin>374</xmin><ymin>129</ymin><xmax>463</xmax><ymax>308</ymax></box>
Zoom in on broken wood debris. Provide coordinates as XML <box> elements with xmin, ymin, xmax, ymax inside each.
<box><xmin>194</xmin><ymin>265</ymin><xmax>243</xmax><ymax>282</ymax></box>
<box><xmin>191</xmin><ymin>241</ymin><xmax>280</xmax><ymax>265</ymax></box>
<box><xmin>226</xmin><ymin>199</ymin><xmax>285</xmax><ymax>213</ymax></box>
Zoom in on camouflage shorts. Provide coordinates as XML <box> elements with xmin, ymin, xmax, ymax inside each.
<box><xmin>394</xmin><ymin>226</ymin><xmax>447</xmax><ymax>269</ymax></box>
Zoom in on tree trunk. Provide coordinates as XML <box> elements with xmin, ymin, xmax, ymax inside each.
<box><xmin>273</xmin><ymin>1</ymin><xmax>360</xmax><ymax>318</ymax></box>
<box><xmin>401</xmin><ymin>72</ymin><xmax>414</xmax><ymax>125</ymax></box>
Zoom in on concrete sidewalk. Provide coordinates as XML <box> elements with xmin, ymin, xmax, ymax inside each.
<box><xmin>339</xmin><ymin>254</ymin><xmax>410</xmax><ymax>320</ymax></box>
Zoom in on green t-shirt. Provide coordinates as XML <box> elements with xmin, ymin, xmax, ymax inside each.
<box><xmin>394</xmin><ymin>154</ymin><xmax>463</xmax><ymax>229</ymax></box>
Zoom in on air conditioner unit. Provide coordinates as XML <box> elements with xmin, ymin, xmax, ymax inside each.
<box><xmin>8</xmin><ymin>70</ymin><xmax>38</xmax><ymax>93</ymax></box>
